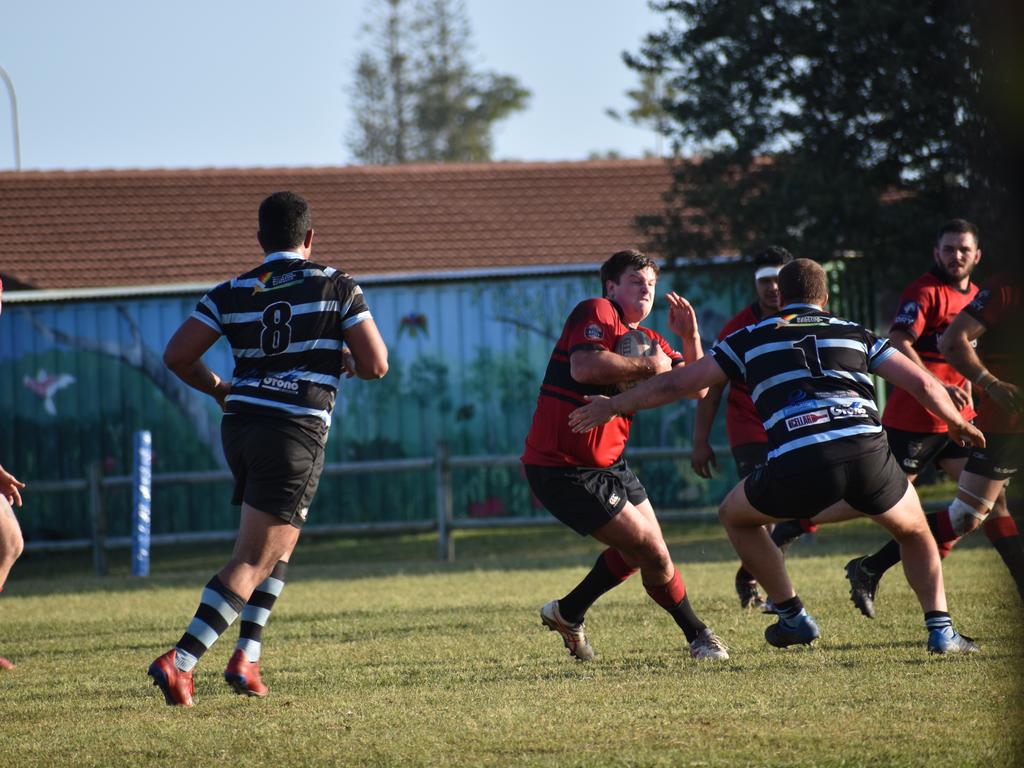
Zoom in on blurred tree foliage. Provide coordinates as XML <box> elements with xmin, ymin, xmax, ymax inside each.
<box><xmin>348</xmin><ymin>0</ymin><xmax>530</xmax><ymax>164</ymax></box>
<box><xmin>623</xmin><ymin>1</ymin><xmax>1021</xmax><ymax>279</ymax></box>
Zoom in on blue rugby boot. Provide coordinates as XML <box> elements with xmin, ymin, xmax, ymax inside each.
<box><xmin>765</xmin><ymin>613</ymin><xmax>820</xmax><ymax>648</ymax></box>
<box><xmin>927</xmin><ymin>627</ymin><xmax>980</xmax><ymax>655</ymax></box>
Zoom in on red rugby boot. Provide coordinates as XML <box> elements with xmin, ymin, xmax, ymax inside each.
<box><xmin>148</xmin><ymin>649</ymin><xmax>195</xmax><ymax>707</ymax></box>
<box><xmin>224</xmin><ymin>649</ymin><xmax>268</xmax><ymax>697</ymax></box>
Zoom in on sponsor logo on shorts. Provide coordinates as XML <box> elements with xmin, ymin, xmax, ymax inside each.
<box><xmin>260</xmin><ymin>375</ymin><xmax>300</xmax><ymax>392</ymax></box>
<box><xmin>785</xmin><ymin>409</ymin><xmax>830</xmax><ymax>431</ymax></box>
<box><xmin>607</xmin><ymin>493</ymin><xmax>621</xmax><ymax>507</ymax></box>
<box><xmin>298</xmin><ymin>507</ymin><xmax>308</xmax><ymax>521</ymax></box>
<box><xmin>906</xmin><ymin>440</ymin><xmax>924</xmax><ymax>458</ymax></box>
<box><xmin>993</xmin><ymin>466</ymin><xmax>1017</xmax><ymax>476</ymax></box>
<box><xmin>584</xmin><ymin>324</ymin><xmax>604</xmax><ymax>340</ymax></box>
<box><xmin>893</xmin><ymin>300</ymin><xmax>920</xmax><ymax>326</ymax></box>
<box><xmin>829</xmin><ymin>403</ymin><xmax>867</xmax><ymax>418</ymax></box>
<box><xmin>902</xmin><ymin>458</ymin><xmax>920</xmax><ymax>469</ymax></box>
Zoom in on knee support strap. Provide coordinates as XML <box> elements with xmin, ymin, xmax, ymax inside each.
<box><xmin>948</xmin><ymin>496</ymin><xmax>992</xmax><ymax>536</ymax></box>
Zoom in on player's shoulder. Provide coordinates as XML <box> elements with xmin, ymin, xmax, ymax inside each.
<box><xmin>568</xmin><ymin>297</ymin><xmax>616</xmax><ymax>323</ymax></box>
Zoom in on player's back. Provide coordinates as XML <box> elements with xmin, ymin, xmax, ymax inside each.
<box><xmin>194</xmin><ymin>255</ymin><xmax>367</xmax><ymax>430</ymax></box>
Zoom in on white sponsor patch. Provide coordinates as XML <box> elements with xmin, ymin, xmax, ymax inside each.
<box><xmin>607</xmin><ymin>493</ymin><xmax>621</xmax><ymax>507</ymax></box>
<box><xmin>785</xmin><ymin>409</ymin><xmax>831</xmax><ymax>431</ymax></box>
<box><xmin>829</xmin><ymin>403</ymin><xmax>867</xmax><ymax>418</ymax></box>
<box><xmin>260</xmin><ymin>375</ymin><xmax>300</xmax><ymax>392</ymax></box>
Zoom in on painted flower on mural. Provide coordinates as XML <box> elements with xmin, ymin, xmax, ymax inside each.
<box><xmin>398</xmin><ymin>312</ymin><xmax>428</xmax><ymax>338</ymax></box>
<box><xmin>22</xmin><ymin>369</ymin><xmax>76</xmax><ymax>416</ymax></box>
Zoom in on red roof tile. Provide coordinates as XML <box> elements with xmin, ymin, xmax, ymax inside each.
<box><xmin>0</xmin><ymin>160</ymin><xmax>678</xmax><ymax>292</ymax></box>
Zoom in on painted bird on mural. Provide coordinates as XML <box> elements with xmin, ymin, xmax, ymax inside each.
<box><xmin>22</xmin><ymin>369</ymin><xmax>76</xmax><ymax>416</ymax></box>
<box><xmin>398</xmin><ymin>312</ymin><xmax>429</xmax><ymax>338</ymax></box>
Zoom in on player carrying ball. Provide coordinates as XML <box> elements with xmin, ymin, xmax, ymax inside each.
<box><xmin>522</xmin><ymin>249</ymin><xmax>729</xmax><ymax>662</ymax></box>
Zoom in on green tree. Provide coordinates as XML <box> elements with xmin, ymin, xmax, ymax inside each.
<box><xmin>625</xmin><ymin>1</ymin><xmax>1018</xmax><ymax>277</ymax></box>
<box><xmin>348</xmin><ymin>0</ymin><xmax>530</xmax><ymax>164</ymax></box>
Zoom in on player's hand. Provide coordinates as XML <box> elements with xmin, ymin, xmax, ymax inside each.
<box><xmin>212</xmin><ymin>381</ymin><xmax>232</xmax><ymax>412</ymax></box>
<box><xmin>0</xmin><ymin>464</ymin><xmax>25</xmax><ymax>508</ymax></box>
<box><xmin>341</xmin><ymin>346</ymin><xmax>357</xmax><ymax>379</ymax></box>
<box><xmin>947</xmin><ymin>420</ymin><xmax>986</xmax><ymax>450</ymax></box>
<box><xmin>649</xmin><ymin>344</ymin><xmax>674</xmax><ymax>376</ymax></box>
<box><xmin>944</xmin><ymin>384</ymin><xmax>971</xmax><ymax>411</ymax></box>
<box><xmin>690</xmin><ymin>440</ymin><xmax>717</xmax><ymax>479</ymax></box>
<box><xmin>569</xmin><ymin>395</ymin><xmax>617</xmax><ymax>433</ymax></box>
<box><xmin>666</xmin><ymin>292</ymin><xmax>699</xmax><ymax>340</ymax></box>
<box><xmin>985</xmin><ymin>380</ymin><xmax>1023</xmax><ymax>416</ymax></box>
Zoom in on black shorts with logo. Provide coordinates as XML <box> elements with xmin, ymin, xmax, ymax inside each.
<box><xmin>964</xmin><ymin>433</ymin><xmax>1022</xmax><ymax>481</ymax></box>
<box><xmin>885</xmin><ymin>427</ymin><xmax>970</xmax><ymax>474</ymax></box>
<box><xmin>524</xmin><ymin>457</ymin><xmax>647</xmax><ymax>536</ymax></box>
<box><xmin>732</xmin><ymin>442</ymin><xmax>769</xmax><ymax>479</ymax></box>
<box><xmin>744</xmin><ymin>447</ymin><xmax>909</xmax><ymax>519</ymax></box>
<box><xmin>221</xmin><ymin>414</ymin><xmax>326</xmax><ymax>528</ymax></box>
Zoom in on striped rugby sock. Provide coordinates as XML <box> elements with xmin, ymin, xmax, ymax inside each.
<box><xmin>236</xmin><ymin>560</ymin><xmax>288</xmax><ymax>663</ymax></box>
<box><xmin>174</xmin><ymin>575</ymin><xmax>246</xmax><ymax>672</ymax></box>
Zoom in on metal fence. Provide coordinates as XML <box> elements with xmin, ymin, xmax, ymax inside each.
<box><xmin>25</xmin><ymin>443</ymin><xmax>724</xmax><ymax>573</ymax></box>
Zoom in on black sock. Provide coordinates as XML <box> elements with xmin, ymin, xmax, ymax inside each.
<box><xmin>558</xmin><ymin>549</ymin><xmax>636</xmax><ymax>624</ymax></box>
<box><xmin>667</xmin><ymin>594</ymin><xmax>707</xmax><ymax>643</ymax></box>
<box><xmin>770</xmin><ymin>519</ymin><xmax>806</xmax><ymax>549</ymax></box>
<box><xmin>735</xmin><ymin>565</ymin><xmax>755</xmax><ymax>583</ymax></box>
<box><xmin>990</xmin><ymin>536</ymin><xmax>1024</xmax><ymax>602</ymax></box>
<box><xmin>774</xmin><ymin>595</ymin><xmax>805</xmax><ymax>627</ymax></box>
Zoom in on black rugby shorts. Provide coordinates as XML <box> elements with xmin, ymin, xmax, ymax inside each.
<box><xmin>524</xmin><ymin>457</ymin><xmax>647</xmax><ymax>536</ymax></box>
<box><xmin>744</xmin><ymin>447</ymin><xmax>909</xmax><ymax>519</ymax></box>
<box><xmin>964</xmin><ymin>433</ymin><xmax>1022</xmax><ymax>481</ymax></box>
<box><xmin>731</xmin><ymin>441</ymin><xmax>769</xmax><ymax>479</ymax></box>
<box><xmin>221</xmin><ymin>414</ymin><xmax>325</xmax><ymax>528</ymax></box>
<box><xmin>885</xmin><ymin>427</ymin><xmax>970</xmax><ymax>474</ymax></box>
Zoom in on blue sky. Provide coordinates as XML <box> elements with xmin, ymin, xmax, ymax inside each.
<box><xmin>0</xmin><ymin>1</ymin><xmax>666</xmax><ymax>171</ymax></box>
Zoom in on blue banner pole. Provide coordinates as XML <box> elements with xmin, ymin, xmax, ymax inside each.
<box><xmin>131</xmin><ymin>430</ymin><xmax>152</xmax><ymax>577</ymax></box>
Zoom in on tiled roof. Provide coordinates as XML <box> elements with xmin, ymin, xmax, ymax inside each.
<box><xmin>0</xmin><ymin>160</ymin><xmax>678</xmax><ymax>292</ymax></box>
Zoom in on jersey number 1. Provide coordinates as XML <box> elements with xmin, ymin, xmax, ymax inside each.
<box><xmin>793</xmin><ymin>335</ymin><xmax>824</xmax><ymax>377</ymax></box>
<box><xmin>260</xmin><ymin>301</ymin><xmax>293</xmax><ymax>355</ymax></box>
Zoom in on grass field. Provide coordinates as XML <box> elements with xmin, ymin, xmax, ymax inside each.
<box><xmin>1</xmin><ymin>519</ymin><xmax>1022</xmax><ymax>767</ymax></box>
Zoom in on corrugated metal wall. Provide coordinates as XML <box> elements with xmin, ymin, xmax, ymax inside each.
<box><xmin>2</xmin><ymin>261</ymin><xmax>871</xmax><ymax>542</ymax></box>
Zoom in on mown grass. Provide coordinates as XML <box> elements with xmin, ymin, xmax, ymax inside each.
<box><xmin>1</xmin><ymin>519</ymin><xmax>1022</xmax><ymax>768</ymax></box>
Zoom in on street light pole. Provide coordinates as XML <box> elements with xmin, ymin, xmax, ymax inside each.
<box><xmin>0</xmin><ymin>64</ymin><xmax>23</xmax><ymax>171</ymax></box>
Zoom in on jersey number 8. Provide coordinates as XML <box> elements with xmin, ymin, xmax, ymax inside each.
<box><xmin>260</xmin><ymin>301</ymin><xmax>293</xmax><ymax>355</ymax></box>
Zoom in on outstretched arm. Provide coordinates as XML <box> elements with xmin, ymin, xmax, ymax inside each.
<box><xmin>569</xmin><ymin>355</ymin><xmax>729</xmax><ymax>433</ymax></box>
<box><xmin>874</xmin><ymin>352</ymin><xmax>985</xmax><ymax>448</ymax></box>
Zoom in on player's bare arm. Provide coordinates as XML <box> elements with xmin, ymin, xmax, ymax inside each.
<box><xmin>341</xmin><ymin>318</ymin><xmax>389</xmax><ymax>380</ymax></box>
<box><xmin>891</xmin><ymin>327</ymin><xmax>970</xmax><ymax>410</ymax></box>
<box><xmin>874</xmin><ymin>352</ymin><xmax>985</xmax><ymax>448</ymax></box>
<box><xmin>163</xmin><ymin>317</ymin><xmax>231</xmax><ymax>408</ymax></box>
<box><xmin>939</xmin><ymin>310</ymin><xmax>1023</xmax><ymax>416</ymax></box>
<box><xmin>665</xmin><ymin>292</ymin><xmax>703</xmax><ymax>364</ymax></box>
<box><xmin>0</xmin><ymin>464</ymin><xmax>25</xmax><ymax>508</ymax></box>
<box><xmin>691</xmin><ymin>381</ymin><xmax>725</xmax><ymax>478</ymax></box>
<box><xmin>569</xmin><ymin>355</ymin><xmax>726</xmax><ymax>432</ymax></box>
<box><xmin>570</xmin><ymin>345</ymin><xmax>673</xmax><ymax>386</ymax></box>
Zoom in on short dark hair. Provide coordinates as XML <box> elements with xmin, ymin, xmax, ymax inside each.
<box><xmin>258</xmin><ymin>191</ymin><xmax>312</xmax><ymax>252</ymax></box>
<box><xmin>600</xmin><ymin>249</ymin><xmax>659</xmax><ymax>297</ymax></box>
<box><xmin>937</xmin><ymin>218</ymin><xmax>980</xmax><ymax>247</ymax></box>
<box><xmin>753</xmin><ymin>245</ymin><xmax>794</xmax><ymax>269</ymax></box>
<box><xmin>779</xmin><ymin>258</ymin><xmax>828</xmax><ymax>305</ymax></box>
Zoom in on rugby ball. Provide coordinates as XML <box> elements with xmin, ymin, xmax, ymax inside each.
<box><xmin>615</xmin><ymin>329</ymin><xmax>656</xmax><ymax>391</ymax></box>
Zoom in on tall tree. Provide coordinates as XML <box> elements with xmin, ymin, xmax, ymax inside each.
<box><xmin>625</xmin><ymin>1</ymin><xmax>1017</xmax><ymax>277</ymax></box>
<box><xmin>348</xmin><ymin>0</ymin><xmax>529</xmax><ymax>164</ymax></box>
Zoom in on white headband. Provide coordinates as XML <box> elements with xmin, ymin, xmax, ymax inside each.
<box><xmin>755</xmin><ymin>266</ymin><xmax>781</xmax><ymax>281</ymax></box>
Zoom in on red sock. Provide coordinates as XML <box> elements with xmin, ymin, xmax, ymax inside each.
<box><xmin>644</xmin><ymin>569</ymin><xmax>686</xmax><ymax>610</ymax></box>
<box><xmin>935</xmin><ymin>508</ymin><xmax>960</xmax><ymax>544</ymax></box>
<box><xmin>983</xmin><ymin>516</ymin><xmax>1020</xmax><ymax>542</ymax></box>
<box><xmin>602</xmin><ymin>548</ymin><xmax>638</xmax><ymax>581</ymax></box>
<box><xmin>800</xmin><ymin>520</ymin><xmax>818</xmax><ymax>534</ymax></box>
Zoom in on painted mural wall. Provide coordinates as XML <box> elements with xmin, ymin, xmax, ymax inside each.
<box><xmin>1</xmin><ymin>262</ymin><xmax>871</xmax><ymax>542</ymax></box>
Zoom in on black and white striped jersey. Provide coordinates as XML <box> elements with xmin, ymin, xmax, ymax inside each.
<box><xmin>709</xmin><ymin>304</ymin><xmax>897</xmax><ymax>474</ymax></box>
<box><xmin>191</xmin><ymin>251</ymin><xmax>371</xmax><ymax>434</ymax></box>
